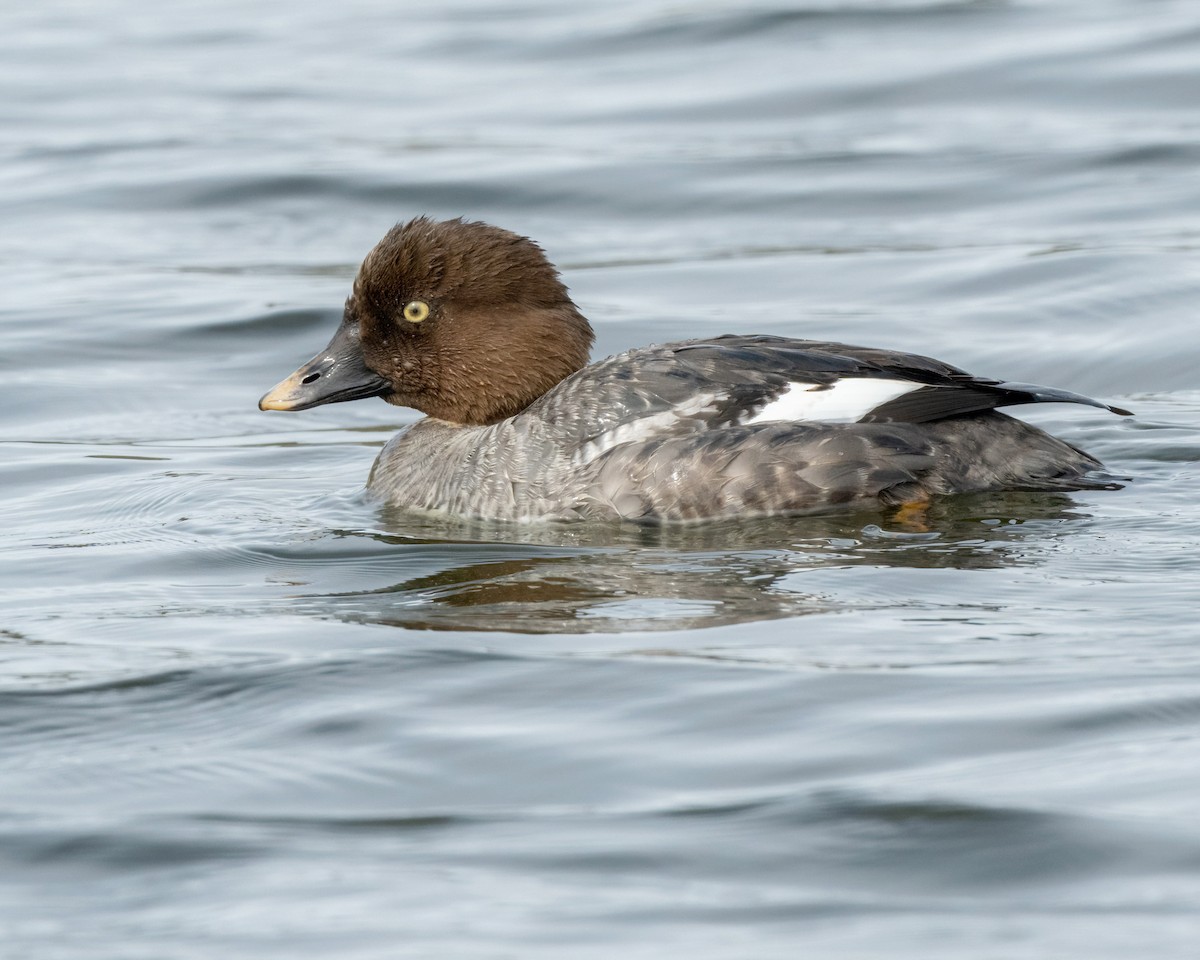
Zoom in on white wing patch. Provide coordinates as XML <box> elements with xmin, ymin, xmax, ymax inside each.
<box><xmin>746</xmin><ymin>378</ymin><xmax>924</xmax><ymax>425</ymax></box>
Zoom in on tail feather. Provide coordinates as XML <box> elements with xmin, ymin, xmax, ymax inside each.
<box><xmin>865</xmin><ymin>381</ymin><xmax>1132</xmax><ymax>424</ymax></box>
<box><xmin>993</xmin><ymin>381</ymin><xmax>1133</xmax><ymax>417</ymax></box>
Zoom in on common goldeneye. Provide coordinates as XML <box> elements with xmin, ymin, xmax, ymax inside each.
<box><xmin>260</xmin><ymin>217</ymin><xmax>1130</xmax><ymax>523</ymax></box>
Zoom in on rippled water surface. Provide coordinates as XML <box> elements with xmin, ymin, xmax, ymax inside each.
<box><xmin>3</xmin><ymin>1</ymin><xmax>1200</xmax><ymax>957</ymax></box>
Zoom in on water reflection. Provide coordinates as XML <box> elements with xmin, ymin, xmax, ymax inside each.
<box><xmin>289</xmin><ymin>492</ymin><xmax>1094</xmax><ymax>634</ymax></box>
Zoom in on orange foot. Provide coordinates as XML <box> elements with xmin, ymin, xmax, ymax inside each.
<box><xmin>890</xmin><ymin>496</ymin><xmax>932</xmax><ymax>532</ymax></box>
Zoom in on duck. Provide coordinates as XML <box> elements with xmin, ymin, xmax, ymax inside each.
<box><xmin>259</xmin><ymin>217</ymin><xmax>1130</xmax><ymax>523</ymax></box>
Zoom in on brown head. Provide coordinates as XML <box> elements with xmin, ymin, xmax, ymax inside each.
<box><xmin>259</xmin><ymin>218</ymin><xmax>594</xmax><ymax>425</ymax></box>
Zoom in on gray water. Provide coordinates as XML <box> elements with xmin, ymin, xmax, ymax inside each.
<box><xmin>3</xmin><ymin>1</ymin><xmax>1200</xmax><ymax>957</ymax></box>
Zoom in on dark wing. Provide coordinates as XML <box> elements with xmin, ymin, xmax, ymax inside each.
<box><xmin>532</xmin><ymin>334</ymin><xmax>1130</xmax><ymax>463</ymax></box>
<box><xmin>671</xmin><ymin>335</ymin><xmax>1132</xmax><ymax>421</ymax></box>
<box><xmin>864</xmin><ymin>381</ymin><xmax>1133</xmax><ymax>423</ymax></box>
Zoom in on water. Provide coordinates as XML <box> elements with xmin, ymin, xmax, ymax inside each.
<box><xmin>3</xmin><ymin>1</ymin><xmax>1200</xmax><ymax>956</ymax></box>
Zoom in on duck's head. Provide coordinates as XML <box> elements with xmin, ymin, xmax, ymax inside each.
<box><xmin>259</xmin><ymin>217</ymin><xmax>594</xmax><ymax>426</ymax></box>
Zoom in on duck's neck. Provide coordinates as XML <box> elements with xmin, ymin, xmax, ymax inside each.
<box><xmin>392</xmin><ymin>304</ymin><xmax>595</xmax><ymax>426</ymax></box>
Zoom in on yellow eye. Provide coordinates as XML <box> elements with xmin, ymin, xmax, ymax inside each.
<box><xmin>402</xmin><ymin>300</ymin><xmax>430</xmax><ymax>324</ymax></box>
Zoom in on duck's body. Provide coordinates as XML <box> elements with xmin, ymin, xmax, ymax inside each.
<box><xmin>260</xmin><ymin>219</ymin><xmax>1128</xmax><ymax>524</ymax></box>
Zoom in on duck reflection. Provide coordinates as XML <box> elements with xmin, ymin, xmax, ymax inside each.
<box><xmin>295</xmin><ymin>492</ymin><xmax>1094</xmax><ymax>634</ymax></box>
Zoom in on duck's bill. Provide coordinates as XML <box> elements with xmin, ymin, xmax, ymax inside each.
<box><xmin>258</xmin><ymin>323</ymin><xmax>391</xmax><ymax>411</ymax></box>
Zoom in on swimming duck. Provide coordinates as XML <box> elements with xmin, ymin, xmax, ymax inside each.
<box><xmin>259</xmin><ymin>217</ymin><xmax>1129</xmax><ymax>523</ymax></box>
